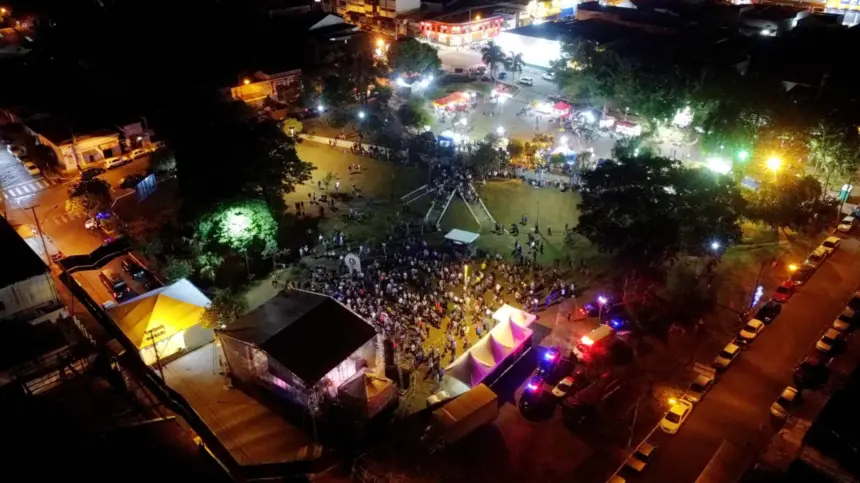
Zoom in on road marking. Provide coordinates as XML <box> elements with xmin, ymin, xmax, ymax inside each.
<box><xmin>19</xmin><ymin>184</ymin><xmax>32</xmax><ymax>193</ymax></box>
<box><xmin>2</xmin><ymin>192</ymin><xmax>7</xmax><ymax>199</ymax></box>
<box><xmin>36</xmin><ymin>180</ymin><xmax>47</xmax><ymax>188</ymax></box>
<box><xmin>9</xmin><ymin>187</ymin><xmax>21</xmax><ymax>196</ymax></box>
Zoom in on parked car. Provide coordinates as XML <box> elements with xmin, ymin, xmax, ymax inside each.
<box><xmin>713</xmin><ymin>342</ymin><xmax>741</xmax><ymax>370</ymax></box>
<box><xmin>686</xmin><ymin>373</ymin><xmax>715</xmax><ymax>404</ymax></box>
<box><xmin>105</xmin><ymin>155</ymin><xmax>132</xmax><ymax>169</ymax></box>
<box><xmin>121</xmin><ymin>257</ymin><xmax>147</xmax><ymax>279</ymax></box>
<box><xmin>737</xmin><ymin>319</ymin><xmax>765</xmax><ymax>345</ymax></box>
<box><xmin>833</xmin><ymin>314</ymin><xmax>855</xmax><ymax>333</ymax></box>
<box><xmin>625</xmin><ymin>441</ymin><xmax>658</xmax><ymax>472</ymax></box>
<box><xmin>815</xmin><ymin>328</ymin><xmax>843</xmax><ymax>355</ymax></box>
<box><xmin>498</xmin><ymin>72</ymin><xmax>507</xmax><ymax>80</ymax></box>
<box><xmin>818</xmin><ymin>236</ymin><xmax>840</xmax><ymax>256</ymax></box>
<box><xmin>81</xmin><ymin>167</ymin><xmax>106</xmax><ymax>179</ymax></box>
<box><xmin>542</xmin><ymin>71</ymin><xmax>555</xmax><ymax>81</ymax></box>
<box><xmin>518</xmin><ymin>76</ymin><xmax>534</xmax><ymax>86</ymax></box>
<box><xmin>838</xmin><ymin>216</ymin><xmax>856</xmax><ymax>233</ymax></box>
<box><xmin>552</xmin><ymin>376</ymin><xmax>577</xmax><ymax>398</ymax></box>
<box><xmin>755</xmin><ymin>300</ymin><xmax>782</xmax><ymax>324</ymax></box>
<box><xmin>7</xmin><ymin>144</ymin><xmax>26</xmax><ymax>157</ymax></box>
<box><xmin>119</xmin><ymin>173</ymin><xmax>146</xmax><ymax>189</ymax></box>
<box><xmin>129</xmin><ymin>147</ymin><xmax>151</xmax><ymax>159</ymax></box>
<box><xmin>519</xmin><ymin>375</ymin><xmax>547</xmax><ymax>415</ymax></box>
<box><xmin>22</xmin><ymin>161</ymin><xmax>40</xmax><ymax>175</ymax></box>
<box><xmin>772</xmin><ymin>281</ymin><xmax>795</xmax><ymax>303</ymax></box>
<box><xmin>99</xmin><ymin>268</ymin><xmax>130</xmax><ymax>301</ymax></box>
<box><xmin>793</xmin><ymin>354</ymin><xmax>830</xmax><ymax>389</ymax></box>
<box><xmin>804</xmin><ymin>248</ymin><xmax>828</xmax><ymax>270</ymax></box>
<box><xmin>660</xmin><ymin>399</ymin><xmax>694</xmax><ymax>434</ymax></box>
<box><xmin>770</xmin><ymin>386</ymin><xmax>798</xmax><ymax>419</ymax></box>
<box><xmin>790</xmin><ymin>265</ymin><xmax>815</xmax><ymax>286</ymax></box>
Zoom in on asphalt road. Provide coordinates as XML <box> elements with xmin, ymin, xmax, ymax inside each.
<box><xmin>628</xmin><ymin>235</ymin><xmax>860</xmax><ymax>483</ymax></box>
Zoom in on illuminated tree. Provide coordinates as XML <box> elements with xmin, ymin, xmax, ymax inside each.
<box><xmin>196</xmin><ymin>199</ymin><xmax>278</xmax><ymax>256</ymax></box>
<box><xmin>282</xmin><ymin>118</ymin><xmax>303</xmax><ymax>137</ymax></box>
<box><xmin>201</xmin><ymin>288</ymin><xmax>248</xmax><ymax>329</ymax></box>
<box><xmin>65</xmin><ymin>178</ymin><xmax>112</xmax><ymax>218</ymax></box>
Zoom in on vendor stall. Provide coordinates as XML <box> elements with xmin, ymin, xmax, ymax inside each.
<box><xmin>432</xmin><ymin>92</ymin><xmax>472</xmax><ymax>111</ymax></box>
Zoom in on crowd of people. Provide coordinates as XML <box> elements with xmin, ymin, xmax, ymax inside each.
<box><xmin>295</xmin><ymin>228</ymin><xmax>575</xmax><ymax>385</ymax></box>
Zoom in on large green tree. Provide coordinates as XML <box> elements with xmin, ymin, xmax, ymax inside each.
<box><xmin>397</xmin><ymin>98</ymin><xmax>431</xmax><ymax>133</ymax></box>
<box><xmin>387</xmin><ymin>38</ymin><xmax>441</xmax><ymax>75</ymax></box>
<box><xmin>504</xmin><ymin>53</ymin><xmax>525</xmax><ymax>81</ymax></box>
<box><xmin>66</xmin><ymin>178</ymin><xmax>112</xmax><ymax>218</ymax></box>
<box><xmin>577</xmin><ymin>155</ymin><xmax>743</xmax><ymax>278</ymax></box>
<box><xmin>745</xmin><ymin>175</ymin><xmax>836</xmax><ymax>233</ymax></box>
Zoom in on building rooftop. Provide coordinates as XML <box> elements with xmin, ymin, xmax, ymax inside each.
<box><xmin>506</xmin><ymin>18</ymin><xmax>638</xmax><ymax>44</ymax></box>
<box><xmin>0</xmin><ymin>217</ymin><xmax>47</xmax><ymax>288</ymax></box>
<box><xmin>222</xmin><ymin>290</ymin><xmax>377</xmax><ymax>385</ymax></box>
<box><xmin>428</xmin><ymin>7</ymin><xmax>503</xmax><ymax>24</ymax></box>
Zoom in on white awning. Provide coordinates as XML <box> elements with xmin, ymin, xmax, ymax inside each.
<box><xmin>444</xmin><ymin>229</ymin><xmax>480</xmax><ymax>245</ymax></box>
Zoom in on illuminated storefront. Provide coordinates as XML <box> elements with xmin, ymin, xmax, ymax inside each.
<box><xmin>420</xmin><ymin>15</ymin><xmax>504</xmax><ymax>46</ymax></box>
<box><xmin>825</xmin><ymin>0</ymin><xmax>860</xmax><ymax>25</ymax></box>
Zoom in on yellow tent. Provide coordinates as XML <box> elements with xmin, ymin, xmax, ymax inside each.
<box><xmin>107</xmin><ymin>279</ymin><xmax>211</xmax><ymax>349</ymax></box>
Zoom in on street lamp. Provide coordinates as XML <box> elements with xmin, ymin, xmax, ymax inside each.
<box><xmin>358</xmin><ymin>111</ymin><xmax>366</xmax><ymax>119</ymax></box>
<box><xmin>766</xmin><ymin>156</ymin><xmax>782</xmax><ymax>172</ymax></box>
<box><xmin>376</xmin><ymin>38</ymin><xmax>385</xmax><ymax>48</ymax></box>
<box><xmin>496</xmin><ymin>126</ymin><xmax>505</xmax><ymax>136</ymax></box>
<box><xmin>243</xmin><ymin>78</ymin><xmax>251</xmax><ymax>85</ymax></box>
<box><xmin>560</xmin><ymin>136</ymin><xmax>568</xmax><ymax>144</ymax></box>
<box><xmin>668</xmin><ymin>397</ymin><xmax>677</xmax><ymax>405</ymax></box>
<box><xmin>317</xmin><ymin>104</ymin><xmax>325</xmax><ymax>113</ymax></box>
<box><xmin>710</xmin><ymin>241</ymin><xmax>720</xmax><ymax>251</ymax></box>
<box><xmin>597</xmin><ymin>295</ymin><xmax>607</xmax><ymax>321</ymax></box>
<box><xmin>737</xmin><ymin>149</ymin><xmax>750</xmax><ymax>161</ymax></box>
<box><xmin>788</xmin><ymin>264</ymin><xmax>798</xmax><ymax>272</ymax></box>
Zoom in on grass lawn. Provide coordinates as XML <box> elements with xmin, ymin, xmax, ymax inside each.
<box><xmin>438</xmin><ymin>179</ymin><xmax>604</xmax><ymax>266</ymax></box>
<box><xmin>289</xmin><ymin>142</ymin><xmax>426</xmax><ymax>241</ymax></box>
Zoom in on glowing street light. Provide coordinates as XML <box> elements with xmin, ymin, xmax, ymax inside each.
<box><xmin>560</xmin><ymin>136</ymin><xmax>568</xmax><ymax>144</ymax></box>
<box><xmin>788</xmin><ymin>264</ymin><xmax>799</xmax><ymax>272</ymax></box>
<box><xmin>317</xmin><ymin>104</ymin><xmax>325</xmax><ymax>113</ymax></box>
<box><xmin>226</xmin><ymin>212</ymin><xmax>251</xmax><ymax>238</ymax></box>
<box><xmin>737</xmin><ymin>149</ymin><xmax>750</xmax><ymax>161</ymax></box>
<box><xmin>597</xmin><ymin>295</ymin><xmax>608</xmax><ymax>320</ymax></box>
<box><xmin>243</xmin><ymin>78</ymin><xmax>251</xmax><ymax>85</ymax></box>
<box><xmin>1</xmin><ymin>7</ymin><xmax>7</xmax><ymax>14</ymax></box>
<box><xmin>668</xmin><ymin>397</ymin><xmax>677</xmax><ymax>405</ymax></box>
<box><xmin>766</xmin><ymin>156</ymin><xmax>782</xmax><ymax>172</ymax></box>
<box><xmin>496</xmin><ymin>126</ymin><xmax>505</xmax><ymax>136</ymax></box>
<box><xmin>376</xmin><ymin>38</ymin><xmax>385</xmax><ymax>48</ymax></box>
<box><xmin>711</xmin><ymin>241</ymin><xmax>721</xmax><ymax>251</ymax></box>
<box><xmin>358</xmin><ymin>111</ymin><xmax>366</xmax><ymax>119</ymax></box>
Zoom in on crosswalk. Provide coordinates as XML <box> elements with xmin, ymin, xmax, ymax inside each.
<box><xmin>50</xmin><ymin>212</ymin><xmax>86</xmax><ymax>226</ymax></box>
<box><xmin>1</xmin><ymin>178</ymin><xmax>58</xmax><ymax>199</ymax></box>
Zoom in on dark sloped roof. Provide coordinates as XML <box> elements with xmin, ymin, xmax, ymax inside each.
<box><xmin>0</xmin><ymin>217</ymin><xmax>47</xmax><ymax>287</ymax></box>
<box><xmin>223</xmin><ymin>290</ymin><xmax>377</xmax><ymax>385</ymax></box>
<box><xmin>506</xmin><ymin>19</ymin><xmax>637</xmax><ymax>44</ymax></box>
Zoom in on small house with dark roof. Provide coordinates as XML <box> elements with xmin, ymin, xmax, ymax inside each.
<box><xmin>219</xmin><ymin>289</ymin><xmax>384</xmax><ymax>409</ymax></box>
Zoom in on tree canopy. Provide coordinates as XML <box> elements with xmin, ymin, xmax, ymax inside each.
<box><xmin>397</xmin><ymin>98</ymin><xmax>431</xmax><ymax>133</ymax></box>
<box><xmin>577</xmin><ymin>155</ymin><xmax>743</xmax><ymax>277</ymax></box>
<box><xmin>387</xmin><ymin>38</ymin><xmax>442</xmax><ymax>75</ymax></box>
<box><xmin>65</xmin><ymin>178</ymin><xmax>112</xmax><ymax>218</ymax></box>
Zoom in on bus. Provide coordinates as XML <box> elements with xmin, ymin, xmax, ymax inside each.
<box><xmin>695</xmin><ymin>439</ymin><xmax>756</xmax><ymax>483</ymax></box>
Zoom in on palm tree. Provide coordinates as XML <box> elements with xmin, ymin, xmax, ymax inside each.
<box><xmin>505</xmin><ymin>52</ymin><xmax>525</xmax><ymax>81</ymax></box>
<box><xmin>480</xmin><ymin>41</ymin><xmax>504</xmax><ymax>80</ymax></box>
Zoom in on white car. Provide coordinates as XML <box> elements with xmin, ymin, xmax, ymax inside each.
<box><xmin>22</xmin><ymin>161</ymin><xmax>40</xmax><ymax>175</ymax></box>
<box><xmin>518</xmin><ymin>77</ymin><xmax>534</xmax><ymax>86</ymax></box>
<box><xmin>804</xmin><ymin>248</ymin><xmax>828</xmax><ymax>269</ymax></box>
<box><xmin>552</xmin><ymin>376</ymin><xmax>576</xmax><ymax>398</ymax></box>
<box><xmin>737</xmin><ymin>319</ymin><xmax>765</xmax><ymax>345</ymax></box>
<box><xmin>105</xmin><ymin>155</ymin><xmax>132</xmax><ymax>169</ymax></box>
<box><xmin>770</xmin><ymin>386</ymin><xmax>798</xmax><ymax>419</ymax></box>
<box><xmin>815</xmin><ymin>328</ymin><xmax>842</xmax><ymax>354</ymax></box>
<box><xmin>713</xmin><ymin>342</ymin><xmax>741</xmax><ymax>370</ymax></box>
<box><xmin>542</xmin><ymin>72</ymin><xmax>555</xmax><ymax>81</ymax></box>
<box><xmin>833</xmin><ymin>316</ymin><xmax>853</xmax><ymax>333</ymax></box>
<box><xmin>838</xmin><ymin>216</ymin><xmax>856</xmax><ymax>233</ymax></box>
<box><xmin>130</xmin><ymin>147</ymin><xmax>151</xmax><ymax>159</ymax></box>
<box><xmin>625</xmin><ymin>440</ymin><xmax>658</xmax><ymax>472</ymax></box>
<box><xmin>818</xmin><ymin>236</ymin><xmax>840</xmax><ymax>256</ymax></box>
<box><xmin>686</xmin><ymin>373</ymin><xmax>715</xmax><ymax>404</ymax></box>
<box><xmin>660</xmin><ymin>399</ymin><xmax>693</xmax><ymax>434</ymax></box>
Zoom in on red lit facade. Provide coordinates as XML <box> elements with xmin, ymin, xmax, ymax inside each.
<box><xmin>419</xmin><ymin>16</ymin><xmax>504</xmax><ymax>46</ymax></box>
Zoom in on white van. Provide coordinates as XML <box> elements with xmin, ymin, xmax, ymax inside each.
<box><xmin>518</xmin><ymin>76</ymin><xmax>534</xmax><ymax>86</ymax></box>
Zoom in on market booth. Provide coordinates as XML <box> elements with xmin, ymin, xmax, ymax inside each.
<box><xmin>107</xmin><ymin>279</ymin><xmax>213</xmax><ymax>365</ymax></box>
<box><xmin>432</xmin><ymin>92</ymin><xmax>472</xmax><ymax>111</ymax></box>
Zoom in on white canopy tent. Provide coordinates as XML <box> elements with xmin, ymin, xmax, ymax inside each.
<box><xmin>444</xmin><ymin>229</ymin><xmax>480</xmax><ymax>246</ymax></box>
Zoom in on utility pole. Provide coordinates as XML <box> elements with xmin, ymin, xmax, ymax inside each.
<box><xmin>146</xmin><ymin>327</ymin><xmax>165</xmax><ymax>380</ymax></box>
<box><xmin>26</xmin><ymin>204</ymin><xmax>59</xmax><ymax>301</ymax></box>
<box><xmin>628</xmin><ymin>396</ymin><xmax>641</xmax><ymax>448</ymax></box>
